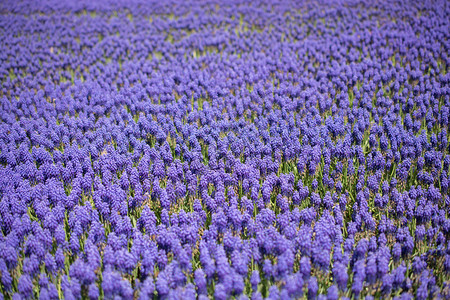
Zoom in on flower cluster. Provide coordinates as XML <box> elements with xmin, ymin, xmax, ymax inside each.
<box><xmin>0</xmin><ymin>0</ymin><xmax>449</xmax><ymax>299</ymax></box>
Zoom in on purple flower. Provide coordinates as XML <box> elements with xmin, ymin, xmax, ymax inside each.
<box><xmin>299</xmin><ymin>257</ymin><xmax>311</xmax><ymax>280</ymax></box>
<box><xmin>194</xmin><ymin>268</ymin><xmax>207</xmax><ymax>295</ymax></box>
<box><xmin>393</xmin><ymin>243</ymin><xmax>402</xmax><ymax>262</ymax></box>
<box><xmin>268</xmin><ymin>285</ymin><xmax>280</xmax><ymax>300</ymax></box>
<box><xmin>0</xmin><ymin>2</ymin><xmax>448</xmax><ymax>299</ymax></box>
<box><xmin>327</xmin><ymin>284</ymin><xmax>339</xmax><ymax>300</ymax></box>
<box><xmin>307</xmin><ymin>276</ymin><xmax>318</xmax><ymax>300</ymax></box>
<box><xmin>214</xmin><ymin>283</ymin><xmax>227</xmax><ymax>300</ymax></box>
<box><xmin>285</xmin><ymin>273</ymin><xmax>303</xmax><ymax>298</ymax></box>
<box><xmin>53</xmin><ymin>247</ymin><xmax>65</xmax><ymax>269</ymax></box>
<box><xmin>381</xmin><ymin>274</ymin><xmax>393</xmax><ymax>296</ymax></box>
<box><xmin>18</xmin><ymin>274</ymin><xmax>33</xmax><ymax>298</ymax></box>
<box><xmin>250</xmin><ymin>270</ymin><xmax>260</xmax><ymax>290</ymax></box>
<box><xmin>88</xmin><ymin>283</ymin><xmax>99</xmax><ymax>300</ymax></box>
<box><xmin>139</xmin><ymin>277</ymin><xmax>155</xmax><ymax>300</ymax></box>
<box><xmin>333</xmin><ymin>262</ymin><xmax>348</xmax><ymax>291</ymax></box>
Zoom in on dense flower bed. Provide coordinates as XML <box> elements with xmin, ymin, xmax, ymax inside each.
<box><xmin>0</xmin><ymin>0</ymin><xmax>449</xmax><ymax>299</ymax></box>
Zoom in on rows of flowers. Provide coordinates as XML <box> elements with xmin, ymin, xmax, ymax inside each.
<box><xmin>0</xmin><ymin>0</ymin><xmax>449</xmax><ymax>299</ymax></box>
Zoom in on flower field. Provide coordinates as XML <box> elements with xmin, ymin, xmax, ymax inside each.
<box><xmin>0</xmin><ymin>0</ymin><xmax>449</xmax><ymax>299</ymax></box>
